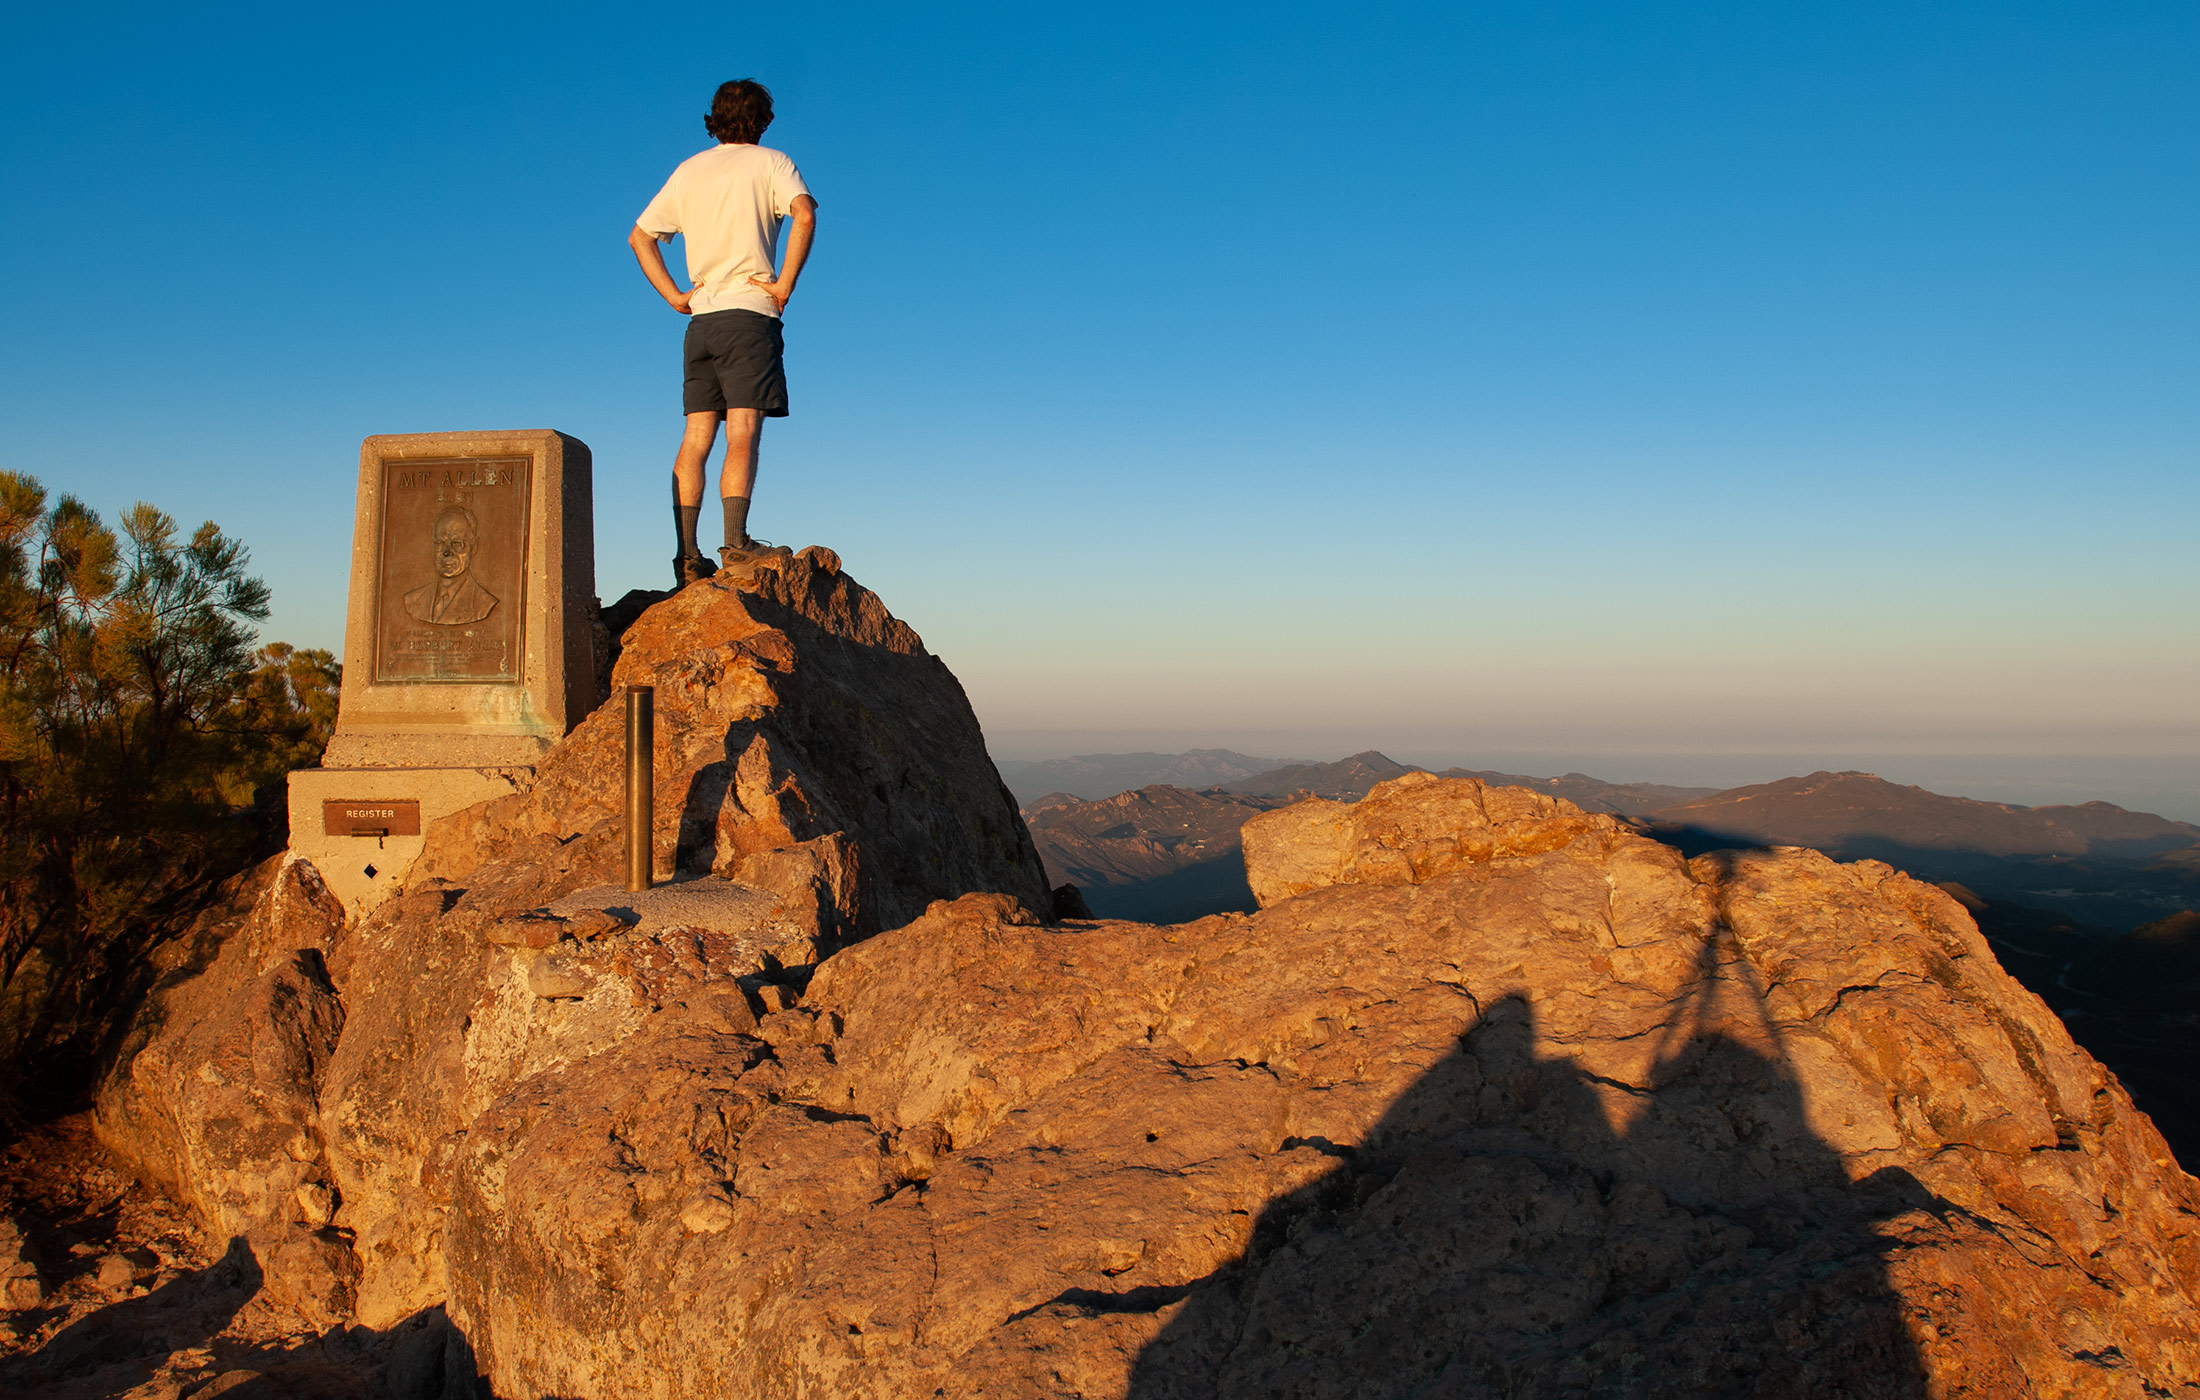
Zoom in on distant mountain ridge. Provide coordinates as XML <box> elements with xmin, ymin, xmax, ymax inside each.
<box><xmin>1645</xmin><ymin>770</ymin><xmax>2200</xmax><ymax>859</ymax></box>
<box><xmin>1022</xmin><ymin>785</ymin><xmax>1279</xmax><ymax>922</ymax></box>
<box><xmin>995</xmin><ymin>749</ymin><xmax>1297</xmax><ymax>804</ymax></box>
<box><xmin>1013</xmin><ymin>754</ymin><xmax>2199</xmax><ymax>934</ymax></box>
<box><xmin>1020</xmin><ymin>750</ymin><xmax>1721</xmax><ymax>923</ymax></box>
<box><xmin>1220</xmin><ymin>751</ymin><xmax>1418</xmax><ymax>800</ymax></box>
<box><xmin>1216</xmin><ymin>750</ymin><xmax>1718</xmax><ymax>814</ymax></box>
<box><xmin>1642</xmin><ymin>770</ymin><xmax>2200</xmax><ymax>933</ymax></box>
<box><xmin>1435</xmin><ymin>766</ymin><xmax>1718</xmax><ymax>816</ymax></box>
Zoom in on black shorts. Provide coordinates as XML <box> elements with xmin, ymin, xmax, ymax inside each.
<box><xmin>682</xmin><ymin>309</ymin><xmax>789</xmax><ymax>417</ymax></box>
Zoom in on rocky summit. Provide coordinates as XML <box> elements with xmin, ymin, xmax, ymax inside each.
<box><xmin>28</xmin><ymin>554</ymin><xmax>2200</xmax><ymax>1397</ymax></box>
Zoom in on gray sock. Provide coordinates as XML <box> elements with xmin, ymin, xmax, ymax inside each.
<box><xmin>722</xmin><ymin>495</ymin><xmax>752</xmax><ymax>546</ymax></box>
<box><xmin>675</xmin><ymin>504</ymin><xmax>701</xmax><ymax>557</ymax></box>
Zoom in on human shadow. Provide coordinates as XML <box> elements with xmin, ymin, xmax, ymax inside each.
<box><xmin>1124</xmin><ymin>944</ymin><xmax>1934</xmax><ymax>1397</ymax></box>
<box><xmin>0</xmin><ymin>1234</ymin><xmax>262</xmax><ymax>1394</ymax></box>
<box><xmin>17</xmin><ymin>1287</ymin><xmax>503</xmax><ymax>1400</ymax></box>
<box><xmin>228</xmin><ymin>1302</ymin><xmax>492</xmax><ymax>1400</ymax></box>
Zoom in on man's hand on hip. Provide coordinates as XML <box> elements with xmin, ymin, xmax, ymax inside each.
<box><xmin>747</xmin><ymin>274</ymin><xmax>791</xmax><ymax>312</ymax></box>
<box><xmin>747</xmin><ymin>196</ymin><xmax>817</xmax><ymax>315</ymax></box>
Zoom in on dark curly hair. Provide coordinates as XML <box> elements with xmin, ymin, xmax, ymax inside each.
<box><xmin>705</xmin><ymin>80</ymin><xmax>774</xmax><ymax>145</ymax></box>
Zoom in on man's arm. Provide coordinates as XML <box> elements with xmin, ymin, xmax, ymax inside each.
<box><xmin>748</xmin><ymin>196</ymin><xmax>818</xmax><ymax>312</ymax></box>
<box><xmin>627</xmin><ymin>225</ymin><xmax>692</xmax><ymax>314</ymax></box>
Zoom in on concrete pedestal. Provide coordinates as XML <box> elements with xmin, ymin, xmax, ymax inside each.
<box><xmin>289</xmin><ymin>766</ymin><xmax>527</xmax><ymax>921</ymax></box>
<box><xmin>287</xmin><ymin>427</ymin><xmax>600</xmax><ymax>922</ymax></box>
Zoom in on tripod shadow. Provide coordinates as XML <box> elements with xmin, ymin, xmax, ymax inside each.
<box><xmin>1125</xmin><ymin>934</ymin><xmax>1934</xmax><ymax>1398</ymax></box>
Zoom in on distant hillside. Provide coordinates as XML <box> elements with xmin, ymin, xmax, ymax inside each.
<box><xmin>2025</xmin><ymin>910</ymin><xmax>2200</xmax><ymax>1169</ymax></box>
<box><xmin>996</xmin><ymin>749</ymin><xmax>1295</xmax><ymax>804</ymax></box>
<box><xmin>1646</xmin><ymin>770</ymin><xmax>2200</xmax><ymax>858</ymax></box>
<box><xmin>1025</xmin><ymin>755</ymin><xmax>1713</xmax><ymax>923</ymax></box>
<box><xmin>1222</xmin><ymin>751</ymin><xmax>1418</xmax><ymax>800</ymax></box>
<box><xmin>1644</xmin><ymin>771</ymin><xmax>2200</xmax><ymax>932</ymax></box>
<box><xmin>1023</xmin><ymin>784</ymin><xmax>1279</xmax><ymax>922</ymax></box>
<box><xmin>1221</xmin><ymin>750</ymin><xmax>1716</xmax><ymax>815</ymax></box>
<box><xmin>2075</xmin><ymin>910</ymin><xmax>2200</xmax><ymax>1010</ymax></box>
<box><xmin>1434</xmin><ymin>768</ymin><xmax>1717</xmax><ymax>816</ymax></box>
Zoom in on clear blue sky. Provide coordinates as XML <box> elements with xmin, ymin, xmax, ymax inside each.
<box><xmin>4</xmin><ymin>2</ymin><xmax>2195</xmax><ymax>813</ymax></box>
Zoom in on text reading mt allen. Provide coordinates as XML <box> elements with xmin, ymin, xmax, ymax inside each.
<box><xmin>393</xmin><ymin>464</ymin><xmax>520</xmax><ymax>490</ymax></box>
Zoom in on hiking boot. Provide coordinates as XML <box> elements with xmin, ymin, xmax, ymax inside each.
<box><xmin>717</xmin><ymin>535</ymin><xmax>784</xmax><ymax>569</ymax></box>
<box><xmin>673</xmin><ymin>552</ymin><xmax>718</xmax><ymax>588</ymax></box>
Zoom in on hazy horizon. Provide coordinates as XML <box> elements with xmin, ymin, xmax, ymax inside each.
<box><xmin>985</xmin><ymin>738</ymin><xmax>2200</xmax><ymax>824</ymax></box>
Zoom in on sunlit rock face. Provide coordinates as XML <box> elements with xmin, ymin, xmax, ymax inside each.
<box><xmin>97</xmin><ymin>547</ymin><xmax>1052</xmax><ymax>1333</ymax></box>
<box><xmin>94</xmin><ymin>857</ymin><xmax>358</xmax><ymax>1328</ymax></box>
<box><xmin>94</xmin><ymin>554</ymin><xmax>2200</xmax><ymax>1396</ymax></box>
<box><xmin>441</xmin><ymin>774</ymin><xmax>2200</xmax><ymax>1399</ymax></box>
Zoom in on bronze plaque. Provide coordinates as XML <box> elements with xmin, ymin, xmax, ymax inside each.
<box><xmin>323</xmin><ymin>799</ymin><xmax>422</xmax><ymax>837</ymax></box>
<box><xmin>373</xmin><ymin>457</ymin><xmax>530</xmax><ymax>683</ymax></box>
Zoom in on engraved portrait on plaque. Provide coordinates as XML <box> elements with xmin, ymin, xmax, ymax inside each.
<box><xmin>401</xmin><ymin>507</ymin><xmax>500</xmax><ymax>625</ymax></box>
<box><xmin>374</xmin><ymin>457</ymin><xmax>529</xmax><ymax>683</ymax></box>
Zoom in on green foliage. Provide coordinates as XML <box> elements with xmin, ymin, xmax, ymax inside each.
<box><xmin>0</xmin><ymin>472</ymin><xmax>338</xmax><ymax>1114</ymax></box>
<box><xmin>216</xmin><ymin>642</ymin><xmax>344</xmax><ymax>807</ymax></box>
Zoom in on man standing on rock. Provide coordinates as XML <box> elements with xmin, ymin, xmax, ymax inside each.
<box><xmin>628</xmin><ymin>79</ymin><xmax>818</xmax><ymax>586</ymax></box>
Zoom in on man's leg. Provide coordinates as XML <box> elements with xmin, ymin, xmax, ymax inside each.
<box><xmin>720</xmin><ymin>408</ymin><xmax>763</xmax><ymax>550</ymax></box>
<box><xmin>672</xmin><ymin>412</ymin><xmax>722</xmax><ymax>570</ymax></box>
<box><xmin>674</xmin><ymin>411</ymin><xmax>724</xmax><ymax>510</ymax></box>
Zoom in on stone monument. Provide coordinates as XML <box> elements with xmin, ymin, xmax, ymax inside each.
<box><xmin>289</xmin><ymin>429</ymin><xmax>598</xmax><ymax>917</ymax></box>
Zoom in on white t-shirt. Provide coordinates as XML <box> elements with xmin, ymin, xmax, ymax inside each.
<box><xmin>636</xmin><ymin>143</ymin><xmax>813</xmax><ymax>319</ymax></box>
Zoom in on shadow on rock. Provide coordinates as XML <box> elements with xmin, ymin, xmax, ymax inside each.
<box><xmin>2</xmin><ymin>1235</ymin><xmax>262</xmax><ymax>1393</ymax></box>
<box><xmin>1124</xmin><ymin>967</ymin><xmax>1933</xmax><ymax>1397</ymax></box>
<box><xmin>186</xmin><ymin>1302</ymin><xmax>492</xmax><ymax>1400</ymax></box>
<box><xmin>368</xmin><ymin>1304</ymin><xmax>492</xmax><ymax>1400</ymax></box>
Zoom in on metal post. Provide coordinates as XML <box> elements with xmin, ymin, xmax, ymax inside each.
<box><xmin>625</xmin><ymin>685</ymin><xmax>654</xmax><ymax>892</ymax></box>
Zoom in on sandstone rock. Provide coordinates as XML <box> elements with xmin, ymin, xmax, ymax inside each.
<box><xmin>434</xmin><ymin>777</ymin><xmax>2200</xmax><ymax>1398</ymax></box>
<box><xmin>97</xmin><ymin>547</ymin><xmax>2200</xmax><ymax>1397</ymax></box>
<box><xmin>561</xmin><ymin>907</ymin><xmax>629</xmax><ymax>941</ymax></box>
<box><xmin>679</xmin><ymin>1190</ymin><xmax>738</xmax><ymax>1234</ymax></box>
<box><xmin>104</xmin><ymin>551</ymin><xmax>1053</xmax><ymax>1332</ymax></box>
<box><xmin>1239</xmin><ymin>767</ymin><xmax>1612</xmax><ymax>905</ymax></box>
<box><xmin>93</xmin><ymin>1251</ymin><xmax>136</xmax><ymax>1292</ymax></box>
<box><xmin>247</xmin><ymin>1224</ymin><xmax>360</xmax><ymax>1331</ymax></box>
<box><xmin>408</xmin><ymin>546</ymin><xmax>1048</xmax><ymax>933</ymax></box>
<box><xmin>1050</xmin><ymin>881</ymin><xmax>1094</xmax><ymax>920</ymax></box>
<box><xmin>523</xmin><ymin>952</ymin><xmax>594</xmax><ymax>1000</ymax></box>
<box><xmin>483</xmin><ymin>913</ymin><xmax>568</xmax><ymax>949</ymax></box>
<box><xmin>0</xmin><ymin>1216</ymin><xmax>43</xmax><ymax>1309</ymax></box>
<box><xmin>382</xmin><ymin>1310</ymin><xmax>483</xmax><ymax>1400</ymax></box>
<box><xmin>93</xmin><ymin>856</ymin><xmax>352</xmax><ymax>1325</ymax></box>
<box><xmin>94</xmin><ymin>858</ymin><xmax>347</xmax><ymax>1217</ymax></box>
<box><xmin>294</xmin><ymin>1181</ymin><xmax>336</xmax><ymax>1228</ymax></box>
